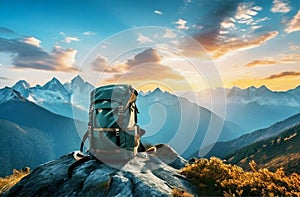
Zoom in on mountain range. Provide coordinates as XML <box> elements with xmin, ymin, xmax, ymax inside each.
<box><xmin>202</xmin><ymin>112</ymin><xmax>300</xmax><ymax>159</ymax></box>
<box><xmin>183</xmin><ymin>85</ymin><xmax>300</xmax><ymax>133</ymax></box>
<box><xmin>0</xmin><ymin>76</ymin><xmax>299</xmax><ymax>175</ymax></box>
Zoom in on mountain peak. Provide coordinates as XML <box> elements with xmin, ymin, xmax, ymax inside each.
<box><xmin>258</xmin><ymin>85</ymin><xmax>271</xmax><ymax>92</ymax></box>
<box><xmin>0</xmin><ymin>87</ymin><xmax>25</xmax><ymax>103</ymax></box>
<box><xmin>72</xmin><ymin>75</ymin><xmax>83</xmax><ymax>82</ymax></box>
<box><xmin>12</xmin><ymin>80</ymin><xmax>31</xmax><ymax>98</ymax></box>
<box><xmin>43</xmin><ymin>77</ymin><xmax>63</xmax><ymax>89</ymax></box>
<box><xmin>152</xmin><ymin>87</ymin><xmax>163</xmax><ymax>94</ymax></box>
<box><xmin>13</xmin><ymin>80</ymin><xmax>30</xmax><ymax>90</ymax></box>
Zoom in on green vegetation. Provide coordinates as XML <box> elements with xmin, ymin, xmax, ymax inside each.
<box><xmin>0</xmin><ymin>168</ymin><xmax>30</xmax><ymax>194</ymax></box>
<box><xmin>181</xmin><ymin>157</ymin><xmax>300</xmax><ymax>196</ymax></box>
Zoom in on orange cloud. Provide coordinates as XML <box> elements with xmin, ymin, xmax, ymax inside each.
<box><xmin>212</xmin><ymin>31</ymin><xmax>278</xmax><ymax>58</ymax></box>
<box><xmin>285</xmin><ymin>10</ymin><xmax>300</xmax><ymax>33</ymax></box>
<box><xmin>52</xmin><ymin>46</ymin><xmax>78</xmax><ymax>71</ymax></box>
<box><xmin>90</xmin><ymin>55</ymin><xmax>128</xmax><ymax>73</ymax></box>
<box><xmin>245</xmin><ymin>53</ymin><xmax>300</xmax><ymax>67</ymax></box>
<box><xmin>245</xmin><ymin>59</ymin><xmax>278</xmax><ymax>67</ymax></box>
<box><xmin>265</xmin><ymin>71</ymin><xmax>300</xmax><ymax>80</ymax></box>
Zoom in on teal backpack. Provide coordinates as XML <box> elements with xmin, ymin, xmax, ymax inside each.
<box><xmin>80</xmin><ymin>84</ymin><xmax>145</xmax><ymax>161</ymax></box>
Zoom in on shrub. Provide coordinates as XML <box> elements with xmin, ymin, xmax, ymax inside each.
<box><xmin>0</xmin><ymin>167</ymin><xmax>30</xmax><ymax>194</ymax></box>
<box><xmin>180</xmin><ymin>157</ymin><xmax>300</xmax><ymax>196</ymax></box>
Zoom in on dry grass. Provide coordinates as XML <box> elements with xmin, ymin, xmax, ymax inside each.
<box><xmin>181</xmin><ymin>157</ymin><xmax>300</xmax><ymax>196</ymax></box>
<box><xmin>172</xmin><ymin>188</ymin><xmax>194</xmax><ymax>197</ymax></box>
<box><xmin>0</xmin><ymin>167</ymin><xmax>30</xmax><ymax>194</ymax></box>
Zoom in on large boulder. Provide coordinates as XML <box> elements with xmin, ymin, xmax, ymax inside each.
<box><xmin>5</xmin><ymin>146</ymin><xmax>198</xmax><ymax>196</ymax></box>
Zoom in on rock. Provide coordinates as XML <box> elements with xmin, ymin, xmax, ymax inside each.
<box><xmin>4</xmin><ymin>146</ymin><xmax>198</xmax><ymax>196</ymax></box>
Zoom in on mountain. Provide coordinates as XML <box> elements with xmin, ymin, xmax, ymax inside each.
<box><xmin>0</xmin><ymin>87</ymin><xmax>25</xmax><ymax>103</ymax></box>
<box><xmin>10</xmin><ymin>76</ymin><xmax>90</xmax><ymax>121</ymax></box>
<box><xmin>0</xmin><ymin>119</ymin><xmax>54</xmax><ymax>177</ymax></box>
<box><xmin>0</xmin><ymin>92</ymin><xmax>85</xmax><ymax>159</ymax></box>
<box><xmin>12</xmin><ymin>80</ymin><xmax>30</xmax><ymax>98</ymax></box>
<box><xmin>42</xmin><ymin>77</ymin><xmax>70</xmax><ymax>101</ymax></box>
<box><xmin>64</xmin><ymin>75</ymin><xmax>94</xmax><ymax>112</ymax></box>
<box><xmin>226</xmin><ymin>124</ymin><xmax>300</xmax><ymax>174</ymax></box>
<box><xmin>137</xmin><ymin>89</ymin><xmax>243</xmax><ymax>159</ymax></box>
<box><xmin>183</xmin><ymin>85</ymin><xmax>300</xmax><ymax>133</ymax></box>
<box><xmin>202</xmin><ymin>112</ymin><xmax>300</xmax><ymax>159</ymax></box>
<box><xmin>4</xmin><ymin>145</ymin><xmax>199</xmax><ymax>196</ymax></box>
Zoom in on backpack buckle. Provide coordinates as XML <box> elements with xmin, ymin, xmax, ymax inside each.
<box><xmin>116</xmin><ymin>131</ymin><xmax>120</xmax><ymax>136</ymax></box>
<box><xmin>118</xmin><ymin>106</ymin><xmax>124</xmax><ymax>115</ymax></box>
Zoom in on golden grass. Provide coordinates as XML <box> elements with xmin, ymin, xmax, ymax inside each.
<box><xmin>0</xmin><ymin>167</ymin><xmax>30</xmax><ymax>194</ymax></box>
<box><xmin>181</xmin><ymin>157</ymin><xmax>300</xmax><ymax>196</ymax></box>
<box><xmin>172</xmin><ymin>188</ymin><xmax>194</xmax><ymax>197</ymax></box>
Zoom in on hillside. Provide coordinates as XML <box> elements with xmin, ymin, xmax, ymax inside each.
<box><xmin>201</xmin><ymin>112</ymin><xmax>300</xmax><ymax>158</ymax></box>
<box><xmin>137</xmin><ymin>89</ymin><xmax>242</xmax><ymax>158</ymax></box>
<box><xmin>226</xmin><ymin>124</ymin><xmax>300</xmax><ymax>174</ymax></box>
<box><xmin>0</xmin><ymin>100</ymin><xmax>85</xmax><ymax>157</ymax></box>
<box><xmin>0</xmin><ymin>119</ymin><xmax>54</xmax><ymax>176</ymax></box>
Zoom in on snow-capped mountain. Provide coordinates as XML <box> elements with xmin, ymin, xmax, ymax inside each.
<box><xmin>0</xmin><ymin>76</ymin><xmax>94</xmax><ymax>121</ymax></box>
<box><xmin>64</xmin><ymin>75</ymin><xmax>94</xmax><ymax>111</ymax></box>
<box><xmin>138</xmin><ymin>87</ymin><xmax>179</xmax><ymax>105</ymax></box>
<box><xmin>227</xmin><ymin>85</ymin><xmax>300</xmax><ymax>107</ymax></box>
<box><xmin>12</xmin><ymin>80</ymin><xmax>30</xmax><ymax>98</ymax></box>
<box><xmin>0</xmin><ymin>87</ymin><xmax>25</xmax><ymax>103</ymax></box>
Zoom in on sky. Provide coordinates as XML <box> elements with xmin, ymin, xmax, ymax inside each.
<box><xmin>0</xmin><ymin>0</ymin><xmax>300</xmax><ymax>91</ymax></box>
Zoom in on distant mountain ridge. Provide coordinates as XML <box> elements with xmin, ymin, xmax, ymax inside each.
<box><xmin>226</xmin><ymin>124</ymin><xmax>300</xmax><ymax>174</ymax></box>
<box><xmin>184</xmin><ymin>85</ymin><xmax>300</xmax><ymax>132</ymax></box>
<box><xmin>202</xmin><ymin>112</ymin><xmax>300</xmax><ymax>159</ymax></box>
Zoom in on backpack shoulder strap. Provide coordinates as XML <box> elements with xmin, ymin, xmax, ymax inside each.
<box><xmin>80</xmin><ymin>129</ymin><xmax>90</xmax><ymax>153</ymax></box>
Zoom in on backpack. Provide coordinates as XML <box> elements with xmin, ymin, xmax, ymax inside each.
<box><xmin>80</xmin><ymin>84</ymin><xmax>144</xmax><ymax>161</ymax></box>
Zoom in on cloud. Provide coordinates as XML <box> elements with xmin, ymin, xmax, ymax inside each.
<box><xmin>175</xmin><ymin>19</ymin><xmax>189</xmax><ymax>30</ymax></box>
<box><xmin>280</xmin><ymin>53</ymin><xmax>300</xmax><ymax>63</ymax></box>
<box><xmin>265</xmin><ymin>71</ymin><xmax>300</xmax><ymax>79</ymax></box>
<box><xmin>163</xmin><ymin>29</ymin><xmax>176</xmax><ymax>38</ymax></box>
<box><xmin>0</xmin><ymin>27</ymin><xmax>15</xmax><ymax>34</ymax></box>
<box><xmin>0</xmin><ymin>76</ymin><xmax>9</xmax><ymax>80</ymax></box>
<box><xmin>23</xmin><ymin>36</ymin><xmax>41</xmax><ymax>47</ymax></box>
<box><xmin>285</xmin><ymin>10</ymin><xmax>300</xmax><ymax>33</ymax></box>
<box><xmin>90</xmin><ymin>55</ymin><xmax>127</xmax><ymax>73</ymax></box>
<box><xmin>0</xmin><ymin>37</ymin><xmax>77</xmax><ymax>71</ymax></box>
<box><xmin>91</xmin><ymin>48</ymin><xmax>184</xmax><ymax>86</ymax></box>
<box><xmin>137</xmin><ymin>33</ymin><xmax>153</xmax><ymax>44</ymax></box>
<box><xmin>250</xmin><ymin>25</ymin><xmax>262</xmax><ymax>31</ymax></box>
<box><xmin>82</xmin><ymin>31</ymin><xmax>96</xmax><ymax>36</ymax></box>
<box><xmin>126</xmin><ymin>48</ymin><xmax>161</xmax><ymax>66</ymax></box>
<box><xmin>220</xmin><ymin>18</ymin><xmax>236</xmax><ymax>29</ymax></box>
<box><xmin>51</xmin><ymin>46</ymin><xmax>77</xmax><ymax>70</ymax></box>
<box><xmin>245</xmin><ymin>53</ymin><xmax>300</xmax><ymax>67</ymax></box>
<box><xmin>104</xmin><ymin>62</ymin><xmax>184</xmax><ymax>84</ymax></box>
<box><xmin>154</xmin><ymin>10</ymin><xmax>163</xmax><ymax>15</ymax></box>
<box><xmin>289</xmin><ymin>45</ymin><xmax>299</xmax><ymax>51</ymax></box>
<box><xmin>235</xmin><ymin>2</ymin><xmax>262</xmax><ymax>25</ymax></box>
<box><xmin>245</xmin><ymin>59</ymin><xmax>278</xmax><ymax>67</ymax></box>
<box><xmin>271</xmin><ymin>0</ymin><xmax>291</xmax><ymax>13</ymax></box>
<box><xmin>212</xmin><ymin>31</ymin><xmax>278</xmax><ymax>58</ymax></box>
<box><xmin>191</xmin><ymin>1</ymin><xmax>241</xmax><ymax>52</ymax></box>
<box><xmin>64</xmin><ymin>36</ymin><xmax>79</xmax><ymax>43</ymax></box>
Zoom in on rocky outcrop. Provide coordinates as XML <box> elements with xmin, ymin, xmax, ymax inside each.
<box><xmin>5</xmin><ymin>145</ymin><xmax>198</xmax><ymax>196</ymax></box>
